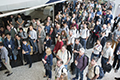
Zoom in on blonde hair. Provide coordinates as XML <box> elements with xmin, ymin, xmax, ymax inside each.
<box><xmin>46</xmin><ymin>48</ymin><xmax>52</xmax><ymax>56</ymax></box>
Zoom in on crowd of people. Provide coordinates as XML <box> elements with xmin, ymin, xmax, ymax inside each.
<box><xmin>0</xmin><ymin>0</ymin><xmax>120</xmax><ymax>80</ymax></box>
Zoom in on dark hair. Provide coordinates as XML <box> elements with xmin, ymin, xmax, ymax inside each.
<box><xmin>5</xmin><ymin>33</ymin><xmax>11</xmax><ymax>36</ymax></box>
<box><xmin>60</xmin><ymin>60</ymin><xmax>64</xmax><ymax>64</ymax></box>
<box><xmin>19</xmin><ymin>28</ymin><xmax>23</xmax><ymax>31</ymax></box>
<box><xmin>22</xmin><ymin>39</ymin><xmax>28</xmax><ymax>42</ymax></box>
<box><xmin>16</xmin><ymin>34</ymin><xmax>21</xmax><ymax>38</ymax></box>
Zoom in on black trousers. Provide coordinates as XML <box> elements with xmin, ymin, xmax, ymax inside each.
<box><xmin>113</xmin><ymin>55</ymin><xmax>120</xmax><ymax>70</ymax></box>
<box><xmin>67</xmin><ymin>45</ymin><xmax>72</xmax><ymax>56</ymax></box>
<box><xmin>18</xmin><ymin>49</ymin><xmax>23</xmax><ymax>64</ymax></box>
<box><xmin>24</xmin><ymin>54</ymin><xmax>32</xmax><ymax>66</ymax></box>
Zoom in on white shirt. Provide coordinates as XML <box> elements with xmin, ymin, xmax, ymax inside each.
<box><xmin>93</xmin><ymin>44</ymin><xmax>102</xmax><ymax>55</ymax></box>
<box><xmin>71</xmin><ymin>29</ymin><xmax>80</xmax><ymax>38</ymax></box>
<box><xmin>29</xmin><ymin>29</ymin><xmax>37</xmax><ymax>40</ymax></box>
<box><xmin>67</xmin><ymin>35</ymin><xmax>75</xmax><ymax>45</ymax></box>
<box><xmin>102</xmin><ymin>46</ymin><xmax>113</xmax><ymax>59</ymax></box>
<box><xmin>80</xmin><ymin>28</ymin><xmax>89</xmax><ymax>39</ymax></box>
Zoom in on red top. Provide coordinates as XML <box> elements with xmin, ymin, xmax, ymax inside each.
<box><xmin>44</xmin><ymin>55</ymin><xmax>47</xmax><ymax>61</ymax></box>
<box><xmin>53</xmin><ymin>40</ymin><xmax>63</xmax><ymax>53</ymax></box>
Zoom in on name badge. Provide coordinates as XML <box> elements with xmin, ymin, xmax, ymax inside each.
<box><xmin>8</xmin><ymin>45</ymin><xmax>11</xmax><ymax>48</ymax></box>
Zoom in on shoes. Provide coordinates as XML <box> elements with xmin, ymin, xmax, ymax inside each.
<box><xmin>114</xmin><ymin>69</ymin><xmax>118</xmax><ymax>73</ymax></box>
<box><xmin>72</xmin><ymin>77</ymin><xmax>78</xmax><ymax>80</ymax></box>
<box><xmin>29</xmin><ymin>65</ymin><xmax>32</xmax><ymax>68</ymax></box>
<box><xmin>7</xmin><ymin>72</ymin><xmax>13</xmax><ymax>77</ymax></box>
<box><xmin>34</xmin><ymin>51</ymin><xmax>38</xmax><ymax>54</ymax></box>
<box><xmin>43</xmin><ymin>75</ymin><xmax>47</xmax><ymax>78</ymax></box>
<box><xmin>115</xmin><ymin>77</ymin><xmax>120</xmax><ymax>80</ymax></box>
<box><xmin>25</xmin><ymin>63</ymin><xmax>28</xmax><ymax>65</ymax></box>
<box><xmin>4</xmin><ymin>71</ymin><xmax>9</xmax><ymax>74</ymax></box>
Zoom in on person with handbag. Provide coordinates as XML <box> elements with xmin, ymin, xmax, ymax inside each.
<box><xmin>42</xmin><ymin>48</ymin><xmax>53</xmax><ymax>80</ymax></box>
<box><xmin>101</xmin><ymin>41</ymin><xmax>113</xmax><ymax>74</ymax></box>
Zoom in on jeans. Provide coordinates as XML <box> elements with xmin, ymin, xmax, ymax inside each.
<box><xmin>10</xmin><ymin>50</ymin><xmax>17</xmax><ymax>60</ymax></box>
<box><xmin>101</xmin><ymin>56</ymin><xmax>109</xmax><ymax>74</ymax></box>
<box><xmin>80</xmin><ymin>38</ymin><xmax>86</xmax><ymax>49</ymax></box>
<box><xmin>75</xmin><ymin>67</ymin><xmax>83</xmax><ymax>80</ymax></box>
<box><xmin>91</xmin><ymin>53</ymin><xmax>99</xmax><ymax>61</ymax></box>
<box><xmin>46</xmin><ymin>69</ymin><xmax>52</xmax><ymax>78</ymax></box>
<box><xmin>29</xmin><ymin>38</ymin><xmax>38</xmax><ymax>52</ymax></box>
<box><xmin>64</xmin><ymin>65</ymin><xmax>68</xmax><ymax>69</ymax></box>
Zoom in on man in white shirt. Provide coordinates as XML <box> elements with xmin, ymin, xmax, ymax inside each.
<box><xmin>29</xmin><ymin>24</ymin><xmax>38</xmax><ymax>54</ymax></box>
<box><xmin>101</xmin><ymin>41</ymin><xmax>113</xmax><ymax>74</ymax></box>
<box><xmin>80</xmin><ymin>24</ymin><xmax>89</xmax><ymax>49</ymax></box>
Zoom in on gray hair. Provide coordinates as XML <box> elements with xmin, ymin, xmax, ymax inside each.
<box><xmin>79</xmin><ymin>48</ymin><xmax>85</xmax><ymax>53</ymax></box>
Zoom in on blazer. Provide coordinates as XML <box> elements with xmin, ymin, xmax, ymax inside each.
<box><xmin>44</xmin><ymin>38</ymin><xmax>51</xmax><ymax>48</ymax></box>
<box><xmin>43</xmin><ymin>53</ymin><xmax>53</xmax><ymax>66</ymax></box>
<box><xmin>4</xmin><ymin>37</ymin><xmax>15</xmax><ymax>50</ymax></box>
<box><xmin>101</xmin><ymin>36</ymin><xmax>106</xmax><ymax>48</ymax></box>
<box><xmin>37</xmin><ymin>30</ymin><xmax>46</xmax><ymax>43</ymax></box>
<box><xmin>15</xmin><ymin>39</ymin><xmax>22</xmax><ymax>50</ymax></box>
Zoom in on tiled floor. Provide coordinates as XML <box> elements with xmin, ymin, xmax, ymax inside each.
<box><xmin>0</xmin><ymin>49</ymin><xmax>120</xmax><ymax>80</ymax></box>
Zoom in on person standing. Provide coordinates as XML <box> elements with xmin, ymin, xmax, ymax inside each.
<box><xmin>86</xmin><ymin>57</ymin><xmax>99</xmax><ymax>80</ymax></box>
<box><xmin>72</xmin><ymin>48</ymin><xmax>88</xmax><ymax>80</ymax></box>
<box><xmin>55</xmin><ymin>60</ymin><xmax>68</xmax><ymax>80</ymax></box>
<box><xmin>112</xmin><ymin>37</ymin><xmax>120</xmax><ymax>73</ymax></box>
<box><xmin>91</xmin><ymin>39</ymin><xmax>102</xmax><ymax>60</ymax></box>
<box><xmin>22</xmin><ymin>39</ymin><xmax>32</xmax><ymax>68</ymax></box>
<box><xmin>56</xmin><ymin>45</ymin><xmax>71</xmax><ymax>69</ymax></box>
<box><xmin>0</xmin><ymin>43</ymin><xmax>13</xmax><ymax>76</ymax></box>
<box><xmin>42</xmin><ymin>48</ymin><xmax>53</xmax><ymax>80</ymax></box>
<box><xmin>28</xmin><ymin>24</ymin><xmax>38</xmax><ymax>54</ymax></box>
<box><xmin>4</xmin><ymin>33</ymin><xmax>17</xmax><ymax>61</ymax></box>
<box><xmin>73</xmin><ymin>38</ymin><xmax>82</xmax><ymax>61</ymax></box>
<box><xmin>80</xmin><ymin>24</ymin><xmax>89</xmax><ymax>49</ymax></box>
<box><xmin>37</xmin><ymin>26</ymin><xmax>46</xmax><ymax>54</ymax></box>
<box><xmin>101</xmin><ymin>41</ymin><xmax>113</xmax><ymax>74</ymax></box>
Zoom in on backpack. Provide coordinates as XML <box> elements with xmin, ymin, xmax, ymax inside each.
<box><xmin>94</xmin><ymin>65</ymin><xmax>104</xmax><ymax>79</ymax></box>
<box><xmin>82</xmin><ymin>55</ymin><xmax>89</xmax><ymax>69</ymax></box>
<box><xmin>26</xmin><ymin>43</ymin><xmax>33</xmax><ymax>55</ymax></box>
<box><xmin>67</xmin><ymin>50</ymin><xmax>71</xmax><ymax>60</ymax></box>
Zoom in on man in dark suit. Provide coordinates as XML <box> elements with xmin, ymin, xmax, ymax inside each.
<box><xmin>112</xmin><ymin>14</ymin><xmax>120</xmax><ymax>32</ymax></box>
<box><xmin>112</xmin><ymin>37</ymin><xmax>120</xmax><ymax>73</ymax></box>
<box><xmin>101</xmin><ymin>31</ymin><xmax>106</xmax><ymax>48</ymax></box>
<box><xmin>15</xmin><ymin>34</ymin><xmax>23</xmax><ymax>64</ymax></box>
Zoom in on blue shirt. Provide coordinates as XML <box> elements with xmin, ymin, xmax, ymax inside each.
<box><xmin>44</xmin><ymin>26</ymin><xmax>51</xmax><ymax>33</ymax></box>
<box><xmin>22</xmin><ymin>43</ymin><xmax>31</xmax><ymax>55</ymax></box>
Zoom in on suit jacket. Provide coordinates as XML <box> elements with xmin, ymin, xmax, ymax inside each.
<box><xmin>37</xmin><ymin>30</ymin><xmax>46</xmax><ymax>44</ymax></box>
<box><xmin>4</xmin><ymin>37</ymin><xmax>15</xmax><ymax>50</ymax></box>
<box><xmin>101</xmin><ymin>36</ymin><xmax>106</xmax><ymax>48</ymax></box>
<box><xmin>44</xmin><ymin>38</ymin><xmax>51</xmax><ymax>48</ymax></box>
<box><xmin>43</xmin><ymin>53</ymin><xmax>53</xmax><ymax>65</ymax></box>
<box><xmin>114</xmin><ymin>42</ymin><xmax>120</xmax><ymax>56</ymax></box>
<box><xmin>15</xmin><ymin>39</ymin><xmax>22</xmax><ymax>50</ymax></box>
